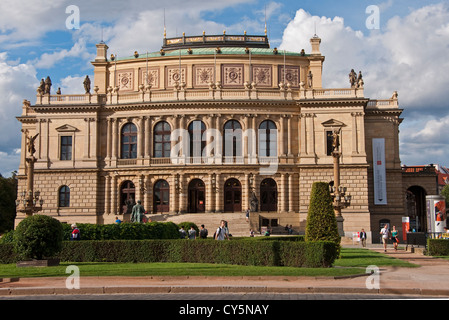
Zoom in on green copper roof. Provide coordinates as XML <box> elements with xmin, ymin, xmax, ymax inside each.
<box><xmin>116</xmin><ymin>47</ymin><xmax>308</xmax><ymax>61</ymax></box>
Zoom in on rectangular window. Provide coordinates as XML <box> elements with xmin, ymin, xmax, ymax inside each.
<box><xmin>60</xmin><ymin>136</ymin><xmax>72</xmax><ymax>160</ymax></box>
<box><xmin>326</xmin><ymin>131</ymin><xmax>333</xmax><ymax>156</ymax></box>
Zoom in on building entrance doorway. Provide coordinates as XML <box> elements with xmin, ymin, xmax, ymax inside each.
<box><xmin>120</xmin><ymin>180</ymin><xmax>135</xmax><ymax>214</ymax></box>
<box><xmin>154</xmin><ymin>179</ymin><xmax>170</xmax><ymax>213</ymax></box>
<box><xmin>260</xmin><ymin>178</ymin><xmax>277</xmax><ymax>212</ymax></box>
<box><xmin>188</xmin><ymin>179</ymin><xmax>205</xmax><ymax>213</ymax></box>
<box><xmin>406</xmin><ymin>186</ymin><xmax>427</xmax><ymax>232</ymax></box>
<box><xmin>224</xmin><ymin>178</ymin><xmax>242</xmax><ymax>212</ymax></box>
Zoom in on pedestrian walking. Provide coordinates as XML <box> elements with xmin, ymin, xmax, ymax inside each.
<box><xmin>214</xmin><ymin>220</ymin><xmax>229</xmax><ymax>240</ymax></box>
<box><xmin>199</xmin><ymin>224</ymin><xmax>208</xmax><ymax>239</ymax></box>
<box><xmin>245</xmin><ymin>208</ymin><xmax>250</xmax><ymax>222</ymax></box>
<box><xmin>391</xmin><ymin>225</ymin><xmax>399</xmax><ymax>251</ymax></box>
<box><xmin>188</xmin><ymin>226</ymin><xmax>197</xmax><ymax>240</ymax></box>
<box><xmin>380</xmin><ymin>224</ymin><xmax>389</xmax><ymax>252</ymax></box>
<box><xmin>360</xmin><ymin>228</ymin><xmax>367</xmax><ymax>247</ymax></box>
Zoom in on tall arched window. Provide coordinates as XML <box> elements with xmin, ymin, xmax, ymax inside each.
<box><xmin>188</xmin><ymin>120</ymin><xmax>206</xmax><ymax>160</ymax></box>
<box><xmin>259</xmin><ymin>120</ymin><xmax>277</xmax><ymax>157</ymax></box>
<box><xmin>223</xmin><ymin>120</ymin><xmax>242</xmax><ymax>160</ymax></box>
<box><xmin>121</xmin><ymin>123</ymin><xmax>137</xmax><ymax>159</ymax></box>
<box><xmin>153</xmin><ymin>121</ymin><xmax>171</xmax><ymax>158</ymax></box>
<box><xmin>59</xmin><ymin>185</ymin><xmax>70</xmax><ymax>207</ymax></box>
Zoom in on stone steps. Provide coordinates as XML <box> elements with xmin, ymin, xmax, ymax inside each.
<box><xmin>149</xmin><ymin>212</ymin><xmax>252</xmax><ymax>237</ymax></box>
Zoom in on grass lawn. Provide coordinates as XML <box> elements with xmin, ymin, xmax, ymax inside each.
<box><xmin>0</xmin><ymin>248</ymin><xmax>417</xmax><ymax>279</ymax></box>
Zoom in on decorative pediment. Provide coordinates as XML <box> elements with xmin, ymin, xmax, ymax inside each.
<box><xmin>56</xmin><ymin>124</ymin><xmax>78</xmax><ymax>132</ymax></box>
<box><xmin>321</xmin><ymin>119</ymin><xmax>346</xmax><ymax>127</ymax></box>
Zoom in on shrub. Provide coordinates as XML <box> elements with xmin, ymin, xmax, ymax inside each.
<box><xmin>305</xmin><ymin>182</ymin><xmax>341</xmax><ymax>248</ymax></box>
<box><xmin>61</xmin><ymin>222</ymin><xmax>179</xmax><ymax>240</ymax></box>
<box><xmin>13</xmin><ymin>215</ymin><xmax>63</xmax><ymax>260</ymax></box>
<box><xmin>56</xmin><ymin>239</ymin><xmax>338</xmax><ymax>267</ymax></box>
<box><xmin>427</xmin><ymin>239</ymin><xmax>449</xmax><ymax>256</ymax></box>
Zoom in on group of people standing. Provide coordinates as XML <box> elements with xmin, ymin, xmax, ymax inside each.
<box><xmin>179</xmin><ymin>220</ymin><xmax>230</xmax><ymax>240</ymax></box>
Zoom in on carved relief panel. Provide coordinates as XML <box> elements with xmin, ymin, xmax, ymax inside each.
<box><xmin>193</xmin><ymin>65</ymin><xmax>214</xmax><ymax>87</ymax></box>
<box><xmin>140</xmin><ymin>68</ymin><xmax>160</xmax><ymax>89</ymax></box>
<box><xmin>222</xmin><ymin>64</ymin><xmax>244</xmax><ymax>88</ymax></box>
<box><xmin>251</xmin><ymin>65</ymin><xmax>272</xmax><ymax>87</ymax></box>
<box><xmin>117</xmin><ymin>70</ymin><xmax>134</xmax><ymax>91</ymax></box>
<box><xmin>278</xmin><ymin>66</ymin><xmax>300</xmax><ymax>87</ymax></box>
<box><xmin>165</xmin><ymin>66</ymin><xmax>187</xmax><ymax>88</ymax></box>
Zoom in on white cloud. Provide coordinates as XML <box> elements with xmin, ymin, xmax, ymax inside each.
<box><xmin>32</xmin><ymin>39</ymin><xmax>91</xmax><ymax>69</ymax></box>
<box><xmin>280</xmin><ymin>4</ymin><xmax>449</xmax><ymax>166</ymax></box>
<box><xmin>280</xmin><ymin>4</ymin><xmax>449</xmax><ymax>111</ymax></box>
<box><xmin>0</xmin><ymin>53</ymin><xmax>38</xmax><ymax>173</ymax></box>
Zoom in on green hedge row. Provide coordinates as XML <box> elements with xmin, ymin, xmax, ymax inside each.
<box><xmin>0</xmin><ymin>239</ymin><xmax>338</xmax><ymax>268</ymax></box>
<box><xmin>427</xmin><ymin>239</ymin><xmax>449</xmax><ymax>256</ymax></box>
<box><xmin>61</xmin><ymin>222</ymin><xmax>180</xmax><ymax>240</ymax></box>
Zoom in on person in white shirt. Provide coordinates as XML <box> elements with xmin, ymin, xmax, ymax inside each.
<box><xmin>214</xmin><ymin>220</ymin><xmax>229</xmax><ymax>240</ymax></box>
<box><xmin>380</xmin><ymin>224</ymin><xmax>390</xmax><ymax>252</ymax></box>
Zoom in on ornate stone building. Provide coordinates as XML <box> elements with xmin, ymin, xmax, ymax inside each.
<box><xmin>16</xmin><ymin>32</ymin><xmax>410</xmax><ymax>240</ymax></box>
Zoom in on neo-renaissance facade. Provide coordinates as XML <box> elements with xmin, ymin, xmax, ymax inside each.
<box><xmin>16</xmin><ymin>31</ymin><xmax>426</xmax><ymax>241</ymax></box>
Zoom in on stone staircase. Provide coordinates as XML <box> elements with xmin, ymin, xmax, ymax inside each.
<box><xmin>149</xmin><ymin>212</ymin><xmax>252</xmax><ymax>237</ymax></box>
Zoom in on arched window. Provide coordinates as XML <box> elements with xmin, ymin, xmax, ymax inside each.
<box><xmin>121</xmin><ymin>123</ymin><xmax>137</xmax><ymax>159</ymax></box>
<box><xmin>59</xmin><ymin>185</ymin><xmax>70</xmax><ymax>207</ymax></box>
<box><xmin>153</xmin><ymin>121</ymin><xmax>171</xmax><ymax>158</ymax></box>
<box><xmin>259</xmin><ymin>120</ymin><xmax>277</xmax><ymax>157</ymax></box>
<box><xmin>223</xmin><ymin>120</ymin><xmax>242</xmax><ymax>160</ymax></box>
<box><xmin>188</xmin><ymin>120</ymin><xmax>206</xmax><ymax>159</ymax></box>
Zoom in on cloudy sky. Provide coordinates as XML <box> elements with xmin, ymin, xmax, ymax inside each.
<box><xmin>0</xmin><ymin>0</ymin><xmax>448</xmax><ymax>176</ymax></box>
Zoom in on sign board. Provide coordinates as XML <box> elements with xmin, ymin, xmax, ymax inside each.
<box><xmin>372</xmin><ymin>138</ymin><xmax>387</xmax><ymax>205</ymax></box>
<box><xmin>426</xmin><ymin>195</ymin><xmax>447</xmax><ymax>234</ymax></box>
<box><xmin>402</xmin><ymin>217</ymin><xmax>410</xmax><ymax>241</ymax></box>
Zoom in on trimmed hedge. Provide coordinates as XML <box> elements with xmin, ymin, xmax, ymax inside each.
<box><xmin>58</xmin><ymin>239</ymin><xmax>337</xmax><ymax>267</ymax></box>
<box><xmin>61</xmin><ymin>222</ymin><xmax>180</xmax><ymax>240</ymax></box>
<box><xmin>427</xmin><ymin>239</ymin><xmax>449</xmax><ymax>256</ymax></box>
<box><xmin>0</xmin><ymin>239</ymin><xmax>338</xmax><ymax>267</ymax></box>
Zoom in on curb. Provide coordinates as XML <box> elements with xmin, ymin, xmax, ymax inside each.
<box><xmin>1</xmin><ymin>285</ymin><xmax>449</xmax><ymax>297</ymax></box>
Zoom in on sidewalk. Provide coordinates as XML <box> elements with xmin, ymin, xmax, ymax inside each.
<box><xmin>1</xmin><ymin>245</ymin><xmax>448</xmax><ymax>297</ymax></box>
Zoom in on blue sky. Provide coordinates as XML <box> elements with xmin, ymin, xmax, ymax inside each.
<box><xmin>0</xmin><ymin>0</ymin><xmax>449</xmax><ymax>176</ymax></box>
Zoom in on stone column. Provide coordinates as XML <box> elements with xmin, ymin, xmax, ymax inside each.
<box><xmin>279</xmin><ymin>115</ymin><xmax>285</xmax><ymax>156</ymax></box>
<box><xmin>288</xmin><ymin>173</ymin><xmax>294</xmax><ymax>212</ymax></box>
<box><xmin>215</xmin><ymin>173</ymin><xmax>222</xmax><ymax>212</ymax></box>
<box><xmin>111</xmin><ymin>118</ymin><xmax>118</xmax><ymax>160</ymax></box>
<box><xmin>280</xmin><ymin>173</ymin><xmax>286</xmax><ymax>212</ymax></box>
<box><xmin>351</xmin><ymin>112</ymin><xmax>358</xmax><ymax>155</ymax></box>
<box><xmin>105</xmin><ymin>175</ymin><xmax>111</xmax><ymax>215</ymax></box>
<box><xmin>111</xmin><ymin>175</ymin><xmax>118</xmax><ymax>215</ymax></box>
<box><xmin>287</xmin><ymin>115</ymin><xmax>292</xmax><ymax>157</ymax></box>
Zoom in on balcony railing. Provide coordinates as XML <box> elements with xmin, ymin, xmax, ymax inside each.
<box><xmin>33</xmin><ymin>86</ymin><xmax>374</xmax><ymax>106</ymax></box>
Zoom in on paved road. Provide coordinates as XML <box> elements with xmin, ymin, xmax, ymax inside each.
<box><xmin>0</xmin><ymin>292</ymin><xmax>442</xmax><ymax>300</ymax></box>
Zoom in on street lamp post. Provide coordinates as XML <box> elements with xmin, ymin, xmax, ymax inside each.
<box><xmin>329</xmin><ymin>128</ymin><xmax>351</xmax><ymax>236</ymax></box>
<box><xmin>16</xmin><ymin>131</ymin><xmax>44</xmax><ymax>216</ymax></box>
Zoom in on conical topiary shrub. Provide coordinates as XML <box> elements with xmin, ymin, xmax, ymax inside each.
<box><xmin>305</xmin><ymin>182</ymin><xmax>341</xmax><ymax>247</ymax></box>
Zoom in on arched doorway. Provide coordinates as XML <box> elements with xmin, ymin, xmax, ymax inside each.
<box><xmin>406</xmin><ymin>186</ymin><xmax>427</xmax><ymax>232</ymax></box>
<box><xmin>154</xmin><ymin>179</ymin><xmax>170</xmax><ymax>213</ymax></box>
<box><xmin>224</xmin><ymin>178</ymin><xmax>242</xmax><ymax>212</ymax></box>
<box><xmin>120</xmin><ymin>180</ymin><xmax>135</xmax><ymax>214</ymax></box>
<box><xmin>260</xmin><ymin>178</ymin><xmax>277</xmax><ymax>212</ymax></box>
<box><xmin>188</xmin><ymin>179</ymin><xmax>205</xmax><ymax>213</ymax></box>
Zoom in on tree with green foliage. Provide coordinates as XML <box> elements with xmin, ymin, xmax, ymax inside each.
<box><xmin>441</xmin><ymin>184</ymin><xmax>449</xmax><ymax>206</ymax></box>
<box><xmin>13</xmin><ymin>214</ymin><xmax>63</xmax><ymax>260</ymax></box>
<box><xmin>0</xmin><ymin>173</ymin><xmax>17</xmax><ymax>233</ymax></box>
<box><xmin>305</xmin><ymin>182</ymin><xmax>341</xmax><ymax>247</ymax></box>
